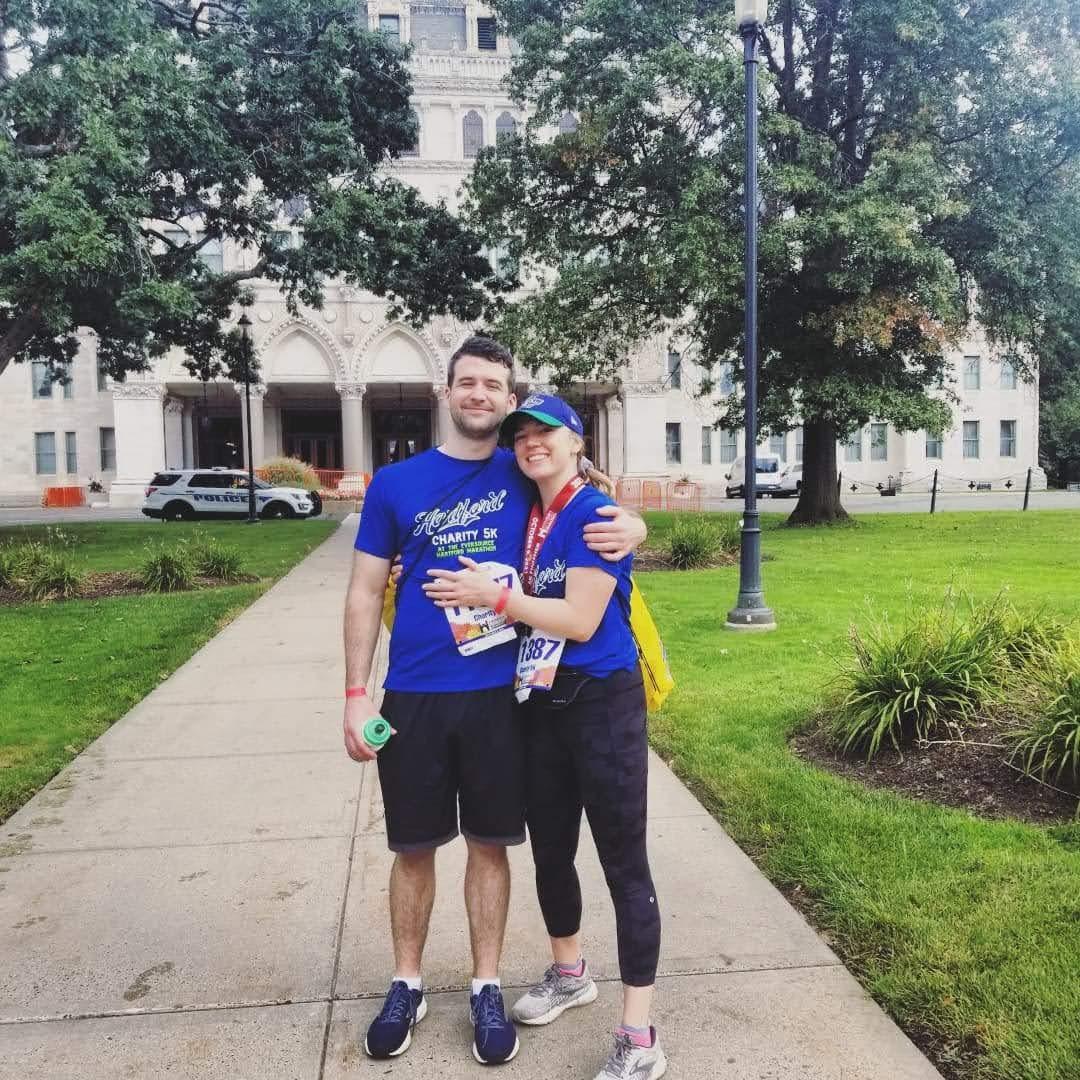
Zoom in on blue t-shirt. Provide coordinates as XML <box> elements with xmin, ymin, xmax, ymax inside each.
<box><xmin>355</xmin><ymin>447</ymin><xmax>533</xmax><ymax>692</ymax></box>
<box><xmin>530</xmin><ymin>486</ymin><xmax>638</xmax><ymax>678</ymax></box>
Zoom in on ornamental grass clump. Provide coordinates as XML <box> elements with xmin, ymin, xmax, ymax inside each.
<box><xmin>192</xmin><ymin>539</ymin><xmax>245</xmax><ymax>582</ymax></box>
<box><xmin>23</xmin><ymin>552</ymin><xmax>84</xmax><ymax>600</ymax></box>
<box><xmin>1006</xmin><ymin>639</ymin><xmax>1080</xmax><ymax>789</ymax></box>
<box><xmin>829</xmin><ymin>600</ymin><xmax>1006</xmax><ymax>759</ymax></box>
<box><xmin>140</xmin><ymin>543</ymin><xmax>195</xmax><ymax>593</ymax></box>
<box><xmin>665</xmin><ymin>516</ymin><xmax>737</xmax><ymax>570</ymax></box>
<box><xmin>258</xmin><ymin>456</ymin><xmax>320</xmax><ymax>491</ymax></box>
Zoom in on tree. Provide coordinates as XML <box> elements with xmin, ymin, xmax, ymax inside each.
<box><xmin>467</xmin><ymin>0</ymin><xmax>1080</xmax><ymax>523</ymax></box>
<box><xmin>0</xmin><ymin>0</ymin><xmax>494</xmax><ymax>385</ymax></box>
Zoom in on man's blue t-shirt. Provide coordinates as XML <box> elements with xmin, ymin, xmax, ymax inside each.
<box><xmin>355</xmin><ymin>447</ymin><xmax>533</xmax><ymax>692</ymax></box>
<box><xmin>530</xmin><ymin>486</ymin><xmax>638</xmax><ymax>678</ymax></box>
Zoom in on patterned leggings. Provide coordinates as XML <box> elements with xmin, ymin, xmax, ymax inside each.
<box><xmin>524</xmin><ymin>667</ymin><xmax>661</xmax><ymax>987</ymax></box>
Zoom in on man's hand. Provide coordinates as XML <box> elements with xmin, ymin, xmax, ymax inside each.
<box><xmin>389</xmin><ymin>554</ymin><xmax>403</xmax><ymax>586</ymax></box>
<box><xmin>343</xmin><ymin>694</ymin><xmax>384</xmax><ymax>763</ymax></box>
<box><xmin>583</xmin><ymin>505</ymin><xmax>648</xmax><ymax>561</ymax></box>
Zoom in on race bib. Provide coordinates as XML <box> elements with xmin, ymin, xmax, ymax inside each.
<box><xmin>514</xmin><ymin>627</ymin><xmax>567</xmax><ymax>703</ymax></box>
<box><xmin>444</xmin><ymin>562</ymin><xmax>522</xmax><ymax>656</ymax></box>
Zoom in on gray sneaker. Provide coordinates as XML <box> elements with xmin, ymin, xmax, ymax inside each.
<box><xmin>511</xmin><ymin>962</ymin><xmax>598</xmax><ymax>1025</ymax></box>
<box><xmin>593</xmin><ymin>1030</ymin><xmax>667</xmax><ymax>1080</ymax></box>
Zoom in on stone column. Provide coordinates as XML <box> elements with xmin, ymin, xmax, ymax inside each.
<box><xmin>619</xmin><ymin>382</ymin><xmax>667</xmax><ymax>475</ymax></box>
<box><xmin>337</xmin><ymin>381</ymin><xmax>367</xmax><ymax>472</ymax></box>
<box><xmin>237</xmin><ymin>382</ymin><xmax>267</xmax><ymax>468</ymax></box>
<box><xmin>434</xmin><ymin>388</ymin><xmax>452</xmax><ymax>445</ymax></box>
<box><xmin>163</xmin><ymin>398</ymin><xmax>185</xmax><ymax>469</ymax></box>
<box><xmin>605</xmin><ymin>395</ymin><xmax>625</xmax><ymax>478</ymax></box>
<box><xmin>108</xmin><ymin>382</ymin><xmax>166</xmax><ymax>507</ymax></box>
<box><xmin>181</xmin><ymin>403</ymin><xmax>195</xmax><ymax>468</ymax></box>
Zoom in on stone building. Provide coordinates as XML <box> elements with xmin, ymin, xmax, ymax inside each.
<box><xmin>0</xmin><ymin>1</ymin><xmax>1045</xmax><ymax>505</ymax></box>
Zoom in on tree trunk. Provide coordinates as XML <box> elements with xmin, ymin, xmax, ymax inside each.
<box><xmin>786</xmin><ymin>416</ymin><xmax>850</xmax><ymax>525</ymax></box>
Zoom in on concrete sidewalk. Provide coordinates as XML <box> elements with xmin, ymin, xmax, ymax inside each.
<box><xmin>0</xmin><ymin>518</ymin><xmax>942</xmax><ymax>1080</ymax></box>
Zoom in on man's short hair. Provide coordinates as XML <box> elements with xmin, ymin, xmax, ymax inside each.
<box><xmin>448</xmin><ymin>335</ymin><xmax>515</xmax><ymax>391</ymax></box>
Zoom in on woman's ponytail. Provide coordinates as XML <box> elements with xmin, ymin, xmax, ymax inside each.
<box><xmin>578</xmin><ymin>454</ymin><xmax>616</xmax><ymax>498</ymax></box>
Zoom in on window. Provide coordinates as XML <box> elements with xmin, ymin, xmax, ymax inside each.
<box><xmin>403</xmin><ymin>109</ymin><xmax>420</xmax><ymax>156</ymax></box>
<box><xmin>35</xmin><ymin>432</ymin><xmax>57</xmax><ymax>474</ymax></box>
<box><xmin>963</xmin><ymin>354</ymin><xmax>981</xmax><ymax>390</ymax></box>
<box><xmin>97</xmin><ymin>361</ymin><xmax>109</xmax><ymax>392</ymax></box>
<box><xmin>769</xmin><ymin>433</ymin><xmax>786</xmax><ymax>462</ymax></box>
<box><xmin>199</xmin><ymin>238</ymin><xmax>223</xmax><ymax>274</ymax></box>
<box><xmin>963</xmin><ymin>420</ymin><xmax>980</xmax><ymax>459</ymax></box>
<box><xmin>718</xmin><ymin>363</ymin><xmax>735</xmax><ymax>396</ymax></box>
<box><xmin>378</xmin><ymin>13</ymin><xmax>401</xmax><ymax>42</ymax></box>
<box><xmin>99</xmin><ymin>427</ymin><xmax>116</xmax><ymax>471</ymax></box>
<box><xmin>495</xmin><ymin>111</ymin><xmax>517</xmax><ymax>152</ymax></box>
<box><xmin>190</xmin><ymin>472</ymin><xmax>231</xmax><ymax>488</ymax></box>
<box><xmin>282</xmin><ymin>194</ymin><xmax>308</xmax><ymax>219</ymax></box>
<box><xmin>720</xmin><ymin>429</ymin><xmax>738</xmax><ymax>464</ymax></box>
<box><xmin>1001</xmin><ymin>359</ymin><xmax>1017</xmax><ymax>390</ymax></box>
<box><xmin>463</xmin><ymin>110</ymin><xmax>484</xmax><ymax>157</ymax></box>
<box><xmin>1000</xmin><ymin>419</ymin><xmax>1017</xmax><ymax>457</ymax></box>
<box><xmin>477</xmin><ymin>15</ymin><xmax>498</xmax><ymax>50</ymax></box>
<box><xmin>795</xmin><ymin>427</ymin><xmax>804</xmax><ymax>463</ymax></box>
<box><xmin>701</xmin><ymin>426</ymin><xmax>712</xmax><ymax>465</ymax></box>
<box><xmin>925</xmin><ymin>431</ymin><xmax>943</xmax><ymax>459</ymax></box>
<box><xmin>411</xmin><ymin>4</ymin><xmax>466</xmax><ymax>51</ymax></box>
<box><xmin>558</xmin><ymin>111</ymin><xmax>579</xmax><ymax>135</ymax></box>
<box><xmin>665</xmin><ymin>348</ymin><xmax>682</xmax><ymax>390</ymax></box>
<box><xmin>58</xmin><ymin>363</ymin><xmax>73</xmax><ymax>399</ymax></box>
<box><xmin>32</xmin><ymin>361</ymin><xmax>52</xmax><ymax>398</ymax></box>
<box><xmin>870</xmin><ymin>422</ymin><xmax>888</xmax><ymax>462</ymax></box>
<box><xmin>65</xmin><ymin>431</ymin><xmax>78</xmax><ymax>473</ymax></box>
<box><xmin>844</xmin><ymin>429</ymin><xmax>863</xmax><ymax>462</ymax></box>
<box><xmin>665</xmin><ymin>423</ymin><xmax>682</xmax><ymax>465</ymax></box>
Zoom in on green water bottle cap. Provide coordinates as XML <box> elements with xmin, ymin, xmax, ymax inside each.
<box><xmin>362</xmin><ymin>716</ymin><xmax>392</xmax><ymax>750</ymax></box>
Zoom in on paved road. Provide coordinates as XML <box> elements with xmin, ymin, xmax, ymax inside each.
<box><xmin>0</xmin><ymin>517</ymin><xmax>943</xmax><ymax>1080</ymax></box>
<box><xmin>0</xmin><ymin>504</ymin><xmax>357</xmax><ymax>527</ymax></box>
<box><xmin>702</xmin><ymin>490</ymin><xmax>1080</xmax><ymax>514</ymax></box>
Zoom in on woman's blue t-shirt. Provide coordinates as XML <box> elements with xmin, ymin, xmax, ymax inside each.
<box><xmin>530</xmin><ymin>486</ymin><xmax>638</xmax><ymax>678</ymax></box>
<box><xmin>355</xmin><ymin>447</ymin><xmax>533</xmax><ymax>692</ymax></box>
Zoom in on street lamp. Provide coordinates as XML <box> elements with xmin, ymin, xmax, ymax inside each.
<box><xmin>726</xmin><ymin>0</ymin><xmax>776</xmax><ymax>632</ymax></box>
<box><xmin>237</xmin><ymin>313</ymin><xmax>259</xmax><ymax>525</ymax></box>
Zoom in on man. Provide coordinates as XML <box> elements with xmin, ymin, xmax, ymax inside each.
<box><xmin>343</xmin><ymin>335</ymin><xmax>645</xmax><ymax>1066</ymax></box>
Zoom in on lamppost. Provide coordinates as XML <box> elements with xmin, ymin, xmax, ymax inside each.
<box><xmin>726</xmin><ymin>0</ymin><xmax>776</xmax><ymax>632</ymax></box>
<box><xmin>237</xmin><ymin>313</ymin><xmax>259</xmax><ymax>525</ymax></box>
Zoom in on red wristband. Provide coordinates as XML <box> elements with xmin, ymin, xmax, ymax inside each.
<box><xmin>494</xmin><ymin>586</ymin><xmax>511</xmax><ymax>615</ymax></box>
<box><xmin>345</xmin><ymin>686</ymin><xmax>367</xmax><ymax>699</ymax></box>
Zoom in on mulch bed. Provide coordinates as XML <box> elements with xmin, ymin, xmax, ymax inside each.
<box><xmin>0</xmin><ymin>571</ymin><xmax>260</xmax><ymax>606</ymax></box>
<box><xmin>634</xmin><ymin>549</ymin><xmax>740</xmax><ymax>572</ymax></box>
<box><xmin>793</xmin><ymin>713</ymin><xmax>1079</xmax><ymax>825</ymax></box>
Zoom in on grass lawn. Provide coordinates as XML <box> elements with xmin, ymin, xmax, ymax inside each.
<box><xmin>0</xmin><ymin>519</ymin><xmax>337</xmax><ymax>822</ymax></box>
<box><xmin>639</xmin><ymin>510</ymin><xmax>1080</xmax><ymax>1080</ymax></box>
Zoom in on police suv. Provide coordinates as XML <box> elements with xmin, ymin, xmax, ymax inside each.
<box><xmin>141</xmin><ymin>469</ymin><xmax>320</xmax><ymax>521</ymax></box>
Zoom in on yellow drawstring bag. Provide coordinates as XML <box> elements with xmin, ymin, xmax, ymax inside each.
<box><xmin>628</xmin><ymin>579</ymin><xmax>674</xmax><ymax>712</ymax></box>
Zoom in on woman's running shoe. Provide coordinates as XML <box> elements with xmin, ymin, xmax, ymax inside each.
<box><xmin>593</xmin><ymin>1029</ymin><xmax>667</xmax><ymax>1080</ymax></box>
<box><xmin>511</xmin><ymin>962</ymin><xmax>599</xmax><ymax>1025</ymax></box>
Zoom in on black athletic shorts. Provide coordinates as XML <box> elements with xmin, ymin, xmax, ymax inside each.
<box><xmin>376</xmin><ymin>687</ymin><xmax>526</xmax><ymax>853</ymax></box>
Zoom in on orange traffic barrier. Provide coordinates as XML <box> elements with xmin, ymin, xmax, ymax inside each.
<box><xmin>616</xmin><ymin>478</ymin><xmax>643</xmax><ymax>509</ymax></box>
<box><xmin>666</xmin><ymin>481</ymin><xmax>702</xmax><ymax>512</ymax></box>
<box><xmin>42</xmin><ymin>485</ymin><xmax>85</xmax><ymax>508</ymax></box>
<box><xmin>641</xmin><ymin>480</ymin><xmax>663</xmax><ymax>510</ymax></box>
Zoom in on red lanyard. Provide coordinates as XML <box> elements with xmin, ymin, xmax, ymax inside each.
<box><xmin>522</xmin><ymin>475</ymin><xmax>585</xmax><ymax>595</ymax></box>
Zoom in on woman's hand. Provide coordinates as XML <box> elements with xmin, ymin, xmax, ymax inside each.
<box><xmin>423</xmin><ymin>557</ymin><xmax>504</xmax><ymax>610</ymax></box>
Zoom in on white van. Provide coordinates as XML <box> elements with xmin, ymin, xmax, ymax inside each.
<box><xmin>724</xmin><ymin>455</ymin><xmax>785</xmax><ymax>499</ymax></box>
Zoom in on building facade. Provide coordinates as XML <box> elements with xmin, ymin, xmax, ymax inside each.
<box><xmin>0</xmin><ymin>1</ymin><xmax>1045</xmax><ymax>505</ymax></box>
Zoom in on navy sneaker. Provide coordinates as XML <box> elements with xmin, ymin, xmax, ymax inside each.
<box><xmin>470</xmin><ymin>983</ymin><xmax>520</xmax><ymax>1065</ymax></box>
<box><xmin>364</xmin><ymin>980</ymin><xmax>427</xmax><ymax>1058</ymax></box>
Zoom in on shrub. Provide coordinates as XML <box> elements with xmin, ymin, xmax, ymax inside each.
<box><xmin>665</xmin><ymin>516</ymin><xmax>738</xmax><ymax>570</ymax></box>
<box><xmin>140</xmin><ymin>543</ymin><xmax>195</xmax><ymax>593</ymax></box>
<box><xmin>0</xmin><ymin>541</ymin><xmax>48</xmax><ymax>587</ymax></box>
<box><xmin>192</xmin><ymin>540</ymin><xmax>245</xmax><ymax>582</ymax></box>
<box><xmin>829</xmin><ymin>599</ymin><xmax>1006</xmax><ymax>758</ymax></box>
<box><xmin>257</xmin><ymin>456</ymin><xmax>320</xmax><ymax>491</ymax></box>
<box><xmin>1006</xmin><ymin>640</ymin><xmax>1080</xmax><ymax>787</ymax></box>
<box><xmin>994</xmin><ymin>604</ymin><xmax>1069</xmax><ymax>669</ymax></box>
<box><xmin>23</xmin><ymin>552</ymin><xmax>84</xmax><ymax>600</ymax></box>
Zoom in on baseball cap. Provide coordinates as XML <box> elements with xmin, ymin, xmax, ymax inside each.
<box><xmin>501</xmin><ymin>393</ymin><xmax>585</xmax><ymax>438</ymax></box>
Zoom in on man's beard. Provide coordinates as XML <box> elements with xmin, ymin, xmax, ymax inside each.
<box><xmin>449</xmin><ymin>404</ymin><xmax>506</xmax><ymax>440</ymax></box>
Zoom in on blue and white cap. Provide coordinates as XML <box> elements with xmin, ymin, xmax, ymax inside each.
<box><xmin>502</xmin><ymin>392</ymin><xmax>584</xmax><ymax>438</ymax></box>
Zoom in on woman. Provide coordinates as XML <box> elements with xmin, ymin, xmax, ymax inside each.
<box><xmin>423</xmin><ymin>393</ymin><xmax>665</xmax><ymax>1080</ymax></box>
